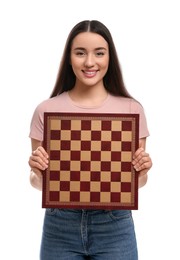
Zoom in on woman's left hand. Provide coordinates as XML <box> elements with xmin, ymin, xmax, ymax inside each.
<box><xmin>132</xmin><ymin>147</ymin><xmax>152</xmax><ymax>177</ymax></box>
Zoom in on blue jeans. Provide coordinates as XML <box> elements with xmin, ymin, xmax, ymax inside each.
<box><xmin>40</xmin><ymin>209</ymin><xmax>138</xmax><ymax>260</ymax></box>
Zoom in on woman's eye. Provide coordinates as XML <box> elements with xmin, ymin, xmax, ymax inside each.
<box><xmin>96</xmin><ymin>52</ymin><xmax>105</xmax><ymax>56</ymax></box>
<box><xmin>76</xmin><ymin>51</ymin><xmax>85</xmax><ymax>56</ymax></box>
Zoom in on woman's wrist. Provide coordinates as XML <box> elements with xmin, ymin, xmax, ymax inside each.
<box><xmin>30</xmin><ymin>169</ymin><xmax>42</xmax><ymax>191</ymax></box>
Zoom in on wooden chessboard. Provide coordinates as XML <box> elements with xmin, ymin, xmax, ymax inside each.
<box><xmin>42</xmin><ymin>112</ymin><xmax>139</xmax><ymax>209</ymax></box>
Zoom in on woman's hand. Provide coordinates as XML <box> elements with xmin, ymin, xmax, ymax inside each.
<box><xmin>29</xmin><ymin>146</ymin><xmax>49</xmax><ymax>172</ymax></box>
<box><xmin>132</xmin><ymin>147</ymin><xmax>152</xmax><ymax>177</ymax></box>
<box><xmin>132</xmin><ymin>138</ymin><xmax>153</xmax><ymax>188</ymax></box>
<box><xmin>28</xmin><ymin>144</ymin><xmax>49</xmax><ymax>190</ymax></box>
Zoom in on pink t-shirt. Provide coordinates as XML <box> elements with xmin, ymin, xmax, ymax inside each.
<box><xmin>29</xmin><ymin>92</ymin><xmax>149</xmax><ymax>141</ymax></box>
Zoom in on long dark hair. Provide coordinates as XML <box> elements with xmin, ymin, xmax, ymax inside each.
<box><xmin>50</xmin><ymin>20</ymin><xmax>132</xmax><ymax>98</ymax></box>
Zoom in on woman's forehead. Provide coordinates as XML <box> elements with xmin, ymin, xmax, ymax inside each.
<box><xmin>71</xmin><ymin>32</ymin><xmax>108</xmax><ymax>50</ymax></box>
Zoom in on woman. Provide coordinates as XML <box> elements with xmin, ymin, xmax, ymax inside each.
<box><xmin>29</xmin><ymin>20</ymin><xmax>152</xmax><ymax>260</ymax></box>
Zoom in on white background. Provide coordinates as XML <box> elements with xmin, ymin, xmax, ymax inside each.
<box><xmin>0</xmin><ymin>0</ymin><xmax>179</xmax><ymax>259</ymax></box>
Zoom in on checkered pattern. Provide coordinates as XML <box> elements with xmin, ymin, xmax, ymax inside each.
<box><xmin>42</xmin><ymin>113</ymin><xmax>139</xmax><ymax>209</ymax></box>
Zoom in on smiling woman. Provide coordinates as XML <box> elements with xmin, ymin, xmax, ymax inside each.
<box><xmin>71</xmin><ymin>32</ymin><xmax>109</xmax><ymax>80</ymax></box>
<box><xmin>69</xmin><ymin>32</ymin><xmax>109</xmax><ymax>105</ymax></box>
<box><xmin>28</xmin><ymin>20</ymin><xmax>152</xmax><ymax>260</ymax></box>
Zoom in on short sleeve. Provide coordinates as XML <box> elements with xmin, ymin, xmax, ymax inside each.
<box><xmin>29</xmin><ymin>103</ymin><xmax>44</xmax><ymax>141</ymax></box>
<box><xmin>130</xmin><ymin>99</ymin><xmax>150</xmax><ymax>138</ymax></box>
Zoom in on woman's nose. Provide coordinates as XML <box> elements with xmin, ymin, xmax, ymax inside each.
<box><xmin>84</xmin><ymin>54</ymin><xmax>95</xmax><ymax>67</ymax></box>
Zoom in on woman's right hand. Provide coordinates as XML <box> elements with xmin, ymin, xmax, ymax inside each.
<box><xmin>29</xmin><ymin>146</ymin><xmax>49</xmax><ymax>174</ymax></box>
<box><xmin>29</xmin><ymin>146</ymin><xmax>49</xmax><ymax>172</ymax></box>
<box><xmin>28</xmin><ymin>145</ymin><xmax>49</xmax><ymax>190</ymax></box>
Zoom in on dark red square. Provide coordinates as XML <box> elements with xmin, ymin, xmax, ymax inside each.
<box><xmin>51</xmin><ymin>130</ymin><xmax>60</xmax><ymax>140</ymax></box>
<box><xmin>70</xmin><ymin>192</ymin><xmax>80</xmax><ymax>202</ymax></box>
<box><xmin>122</xmin><ymin>121</ymin><xmax>132</xmax><ymax>131</ymax></box>
<box><xmin>122</xmin><ymin>141</ymin><xmax>132</xmax><ymax>151</ymax></box>
<box><xmin>121</xmin><ymin>182</ymin><xmax>132</xmax><ymax>192</ymax></box>
<box><xmin>91</xmin><ymin>131</ymin><xmax>101</xmax><ymax>140</ymax></box>
<box><xmin>49</xmin><ymin>191</ymin><xmax>59</xmax><ymax>201</ymax></box>
<box><xmin>111</xmin><ymin>192</ymin><xmax>120</xmax><ymax>202</ymax></box>
<box><xmin>90</xmin><ymin>192</ymin><xmax>100</xmax><ymax>202</ymax></box>
<box><xmin>101</xmin><ymin>182</ymin><xmax>111</xmax><ymax>192</ymax></box>
<box><xmin>81</xmin><ymin>120</ymin><xmax>91</xmax><ymax>130</ymax></box>
<box><xmin>111</xmin><ymin>172</ymin><xmax>121</xmax><ymax>182</ymax></box>
<box><xmin>80</xmin><ymin>182</ymin><xmax>90</xmax><ymax>191</ymax></box>
<box><xmin>101</xmin><ymin>161</ymin><xmax>111</xmax><ymax>171</ymax></box>
<box><xmin>101</xmin><ymin>141</ymin><xmax>111</xmax><ymax>151</ymax></box>
<box><xmin>61</xmin><ymin>120</ymin><xmax>71</xmax><ymax>130</ymax></box>
<box><xmin>102</xmin><ymin>120</ymin><xmax>111</xmax><ymax>130</ymax></box>
<box><xmin>81</xmin><ymin>141</ymin><xmax>91</xmax><ymax>151</ymax></box>
<box><xmin>50</xmin><ymin>171</ymin><xmax>60</xmax><ymax>181</ymax></box>
<box><xmin>111</xmin><ymin>151</ymin><xmax>121</xmax><ymax>161</ymax></box>
<box><xmin>50</xmin><ymin>150</ymin><xmax>60</xmax><ymax>160</ymax></box>
<box><xmin>71</xmin><ymin>130</ymin><xmax>81</xmax><ymax>140</ymax></box>
<box><xmin>70</xmin><ymin>171</ymin><xmax>80</xmax><ymax>181</ymax></box>
<box><xmin>91</xmin><ymin>172</ymin><xmax>101</xmax><ymax>181</ymax></box>
<box><xmin>61</xmin><ymin>140</ymin><xmax>70</xmax><ymax>150</ymax></box>
<box><xmin>81</xmin><ymin>161</ymin><xmax>90</xmax><ymax>171</ymax></box>
<box><xmin>112</xmin><ymin>131</ymin><xmax>121</xmax><ymax>141</ymax></box>
<box><xmin>71</xmin><ymin>151</ymin><xmax>80</xmax><ymax>160</ymax></box>
<box><xmin>121</xmin><ymin>162</ymin><xmax>132</xmax><ymax>172</ymax></box>
<box><xmin>60</xmin><ymin>181</ymin><xmax>70</xmax><ymax>191</ymax></box>
<box><xmin>91</xmin><ymin>151</ymin><xmax>101</xmax><ymax>161</ymax></box>
<box><xmin>60</xmin><ymin>161</ymin><xmax>70</xmax><ymax>171</ymax></box>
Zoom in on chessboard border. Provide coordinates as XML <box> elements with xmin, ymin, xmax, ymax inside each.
<box><xmin>42</xmin><ymin>112</ymin><xmax>139</xmax><ymax>210</ymax></box>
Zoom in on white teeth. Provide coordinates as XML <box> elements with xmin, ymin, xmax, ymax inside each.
<box><xmin>84</xmin><ymin>71</ymin><xmax>96</xmax><ymax>75</ymax></box>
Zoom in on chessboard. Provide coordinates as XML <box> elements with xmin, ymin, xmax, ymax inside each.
<box><xmin>42</xmin><ymin>112</ymin><xmax>139</xmax><ymax>209</ymax></box>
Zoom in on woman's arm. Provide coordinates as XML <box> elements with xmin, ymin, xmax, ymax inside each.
<box><xmin>132</xmin><ymin>138</ymin><xmax>152</xmax><ymax>188</ymax></box>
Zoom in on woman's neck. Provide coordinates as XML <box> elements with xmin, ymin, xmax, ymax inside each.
<box><xmin>68</xmin><ymin>86</ymin><xmax>108</xmax><ymax>107</ymax></box>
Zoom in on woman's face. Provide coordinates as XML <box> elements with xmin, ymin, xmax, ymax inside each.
<box><xmin>70</xmin><ymin>32</ymin><xmax>109</xmax><ymax>89</ymax></box>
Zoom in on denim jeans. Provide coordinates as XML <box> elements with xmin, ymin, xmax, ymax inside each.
<box><xmin>40</xmin><ymin>209</ymin><xmax>138</xmax><ymax>260</ymax></box>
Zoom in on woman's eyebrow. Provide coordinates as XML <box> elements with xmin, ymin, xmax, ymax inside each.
<box><xmin>73</xmin><ymin>47</ymin><xmax>107</xmax><ymax>51</ymax></box>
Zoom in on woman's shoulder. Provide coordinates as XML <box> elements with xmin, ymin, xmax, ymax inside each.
<box><xmin>109</xmin><ymin>94</ymin><xmax>143</xmax><ymax>110</ymax></box>
<box><xmin>35</xmin><ymin>92</ymin><xmax>67</xmax><ymax>112</ymax></box>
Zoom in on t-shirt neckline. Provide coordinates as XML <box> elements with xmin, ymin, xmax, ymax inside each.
<box><xmin>65</xmin><ymin>91</ymin><xmax>110</xmax><ymax>109</ymax></box>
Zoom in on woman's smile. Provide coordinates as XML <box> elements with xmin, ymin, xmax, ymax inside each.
<box><xmin>82</xmin><ymin>70</ymin><xmax>99</xmax><ymax>78</ymax></box>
